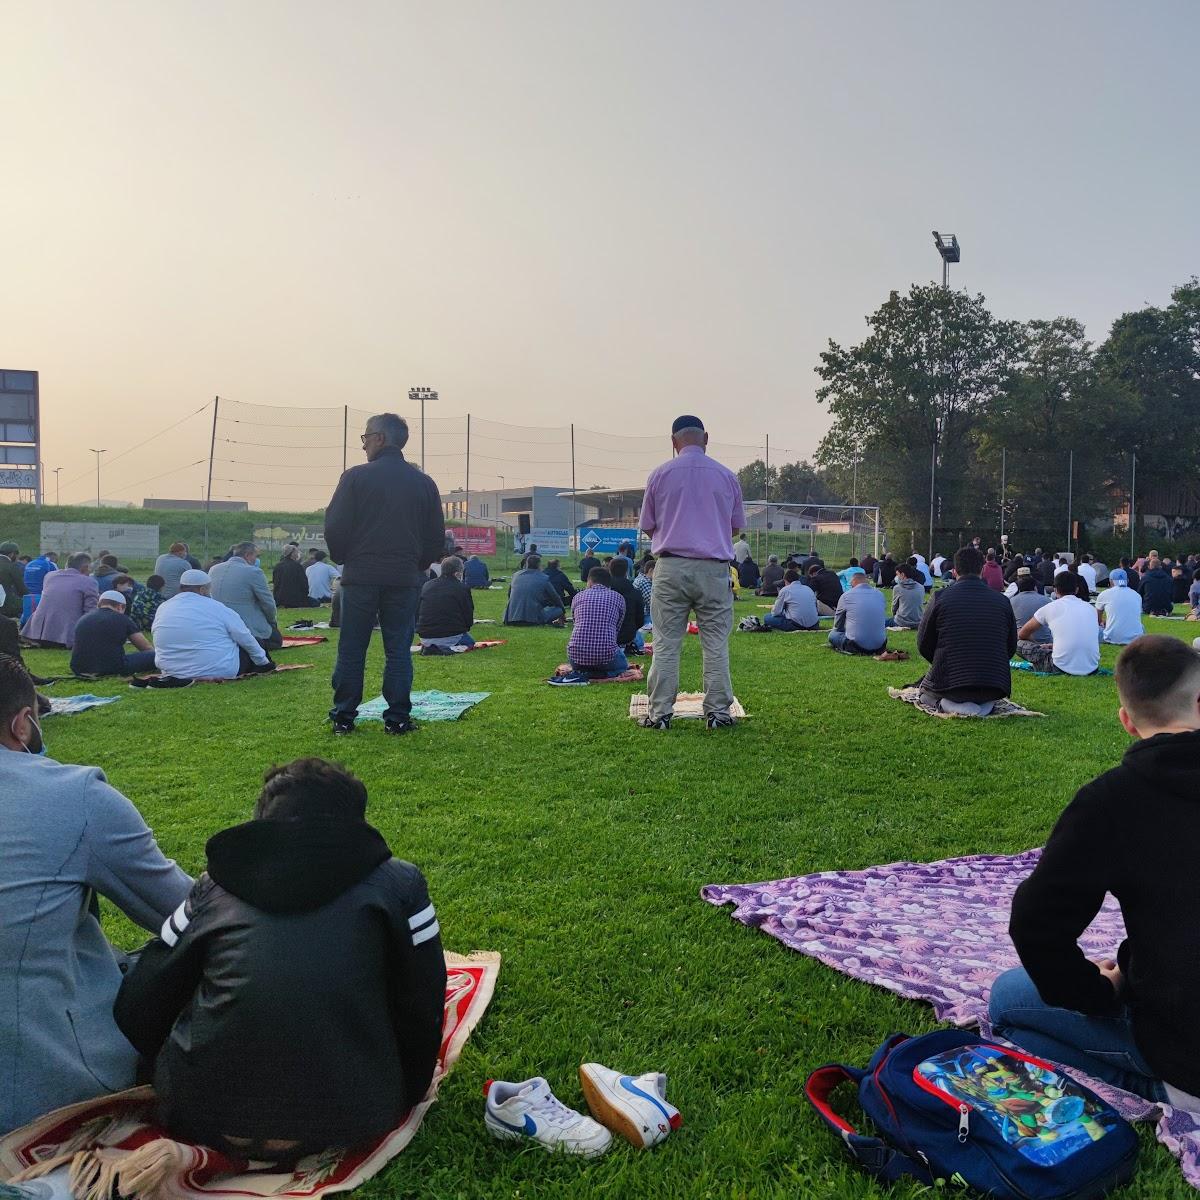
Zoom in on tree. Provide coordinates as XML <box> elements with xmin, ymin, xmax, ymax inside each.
<box><xmin>736</xmin><ymin>459</ymin><xmax>844</xmax><ymax>506</ymax></box>
<box><xmin>815</xmin><ymin>284</ymin><xmax>1022</xmax><ymax>550</ymax></box>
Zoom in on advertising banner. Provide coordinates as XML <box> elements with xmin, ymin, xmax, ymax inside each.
<box><xmin>41</xmin><ymin>522</ymin><xmax>160</xmax><ymax>560</ymax></box>
<box><xmin>252</xmin><ymin>524</ymin><xmax>328</xmax><ymax>554</ymax></box>
<box><xmin>576</xmin><ymin>527</ymin><xmax>641</xmax><ymax>555</ymax></box>
<box><xmin>525</xmin><ymin>528</ymin><xmax>572</xmax><ymax>555</ymax></box>
<box><xmin>454</xmin><ymin>526</ymin><xmax>497</xmax><ymax>555</ymax></box>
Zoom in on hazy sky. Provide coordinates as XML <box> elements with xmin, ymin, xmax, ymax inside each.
<box><xmin>3</xmin><ymin>0</ymin><xmax>1198</xmax><ymax>509</ymax></box>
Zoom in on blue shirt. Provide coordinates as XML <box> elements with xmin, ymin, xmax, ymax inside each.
<box><xmin>23</xmin><ymin>556</ymin><xmax>57</xmax><ymax>594</ymax></box>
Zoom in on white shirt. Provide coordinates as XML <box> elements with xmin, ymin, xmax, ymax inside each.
<box><xmin>152</xmin><ymin>591</ymin><xmax>268</xmax><ymax>679</ymax></box>
<box><xmin>1096</xmin><ymin>586</ymin><xmax>1145</xmax><ymax>645</ymax></box>
<box><xmin>931</xmin><ymin>555</ymin><xmax>946</xmax><ymax>576</ymax></box>
<box><xmin>1054</xmin><ymin>561</ymin><xmax>1070</xmax><ymax>576</ymax></box>
<box><xmin>306</xmin><ymin>561</ymin><xmax>340</xmax><ymax>600</ymax></box>
<box><xmin>1034</xmin><ymin>595</ymin><xmax>1100</xmax><ymax>675</ymax></box>
<box><xmin>1077</xmin><ymin>562</ymin><xmax>1097</xmax><ymax>592</ymax></box>
<box><xmin>733</xmin><ymin>539</ymin><xmax>751</xmax><ymax>564</ymax></box>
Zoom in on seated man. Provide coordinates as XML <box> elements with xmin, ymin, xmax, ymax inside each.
<box><xmin>209</xmin><ymin>541</ymin><xmax>282</xmax><ymax>650</ymax></box>
<box><xmin>1140</xmin><ymin>558</ymin><xmax>1174</xmax><ymax>616</ymax></box>
<box><xmin>737</xmin><ymin>554</ymin><xmax>761</xmax><ymax>591</ymax></box>
<box><xmin>757</xmin><ymin>554</ymin><xmax>784</xmax><ymax>597</ymax></box>
<box><xmin>836</xmin><ymin>559</ymin><xmax>865</xmax><ymax>591</ymax></box>
<box><xmin>566</xmin><ymin>567</ymin><xmax>628</xmax><ymax>677</ymax></box>
<box><xmin>763</xmin><ymin>568</ymin><xmax>819</xmax><ymax>631</ymax></box>
<box><xmin>70</xmin><ymin>589</ymin><xmax>157</xmax><ymax>677</ymax></box>
<box><xmin>829</xmin><ymin>573</ymin><xmax>887</xmax><ymax>654</ymax></box>
<box><xmin>915</xmin><ymin>546</ymin><xmax>1016</xmax><ymax>716</ymax></box>
<box><xmin>305</xmin><ymin>550</ymin><xmax>341</xmax><ymax>605</ymax></box>
<box><xmin>980</xmin><ymin>552</ymin><xmax>1005</xmax><ymax>591</ymax></box>
<box><xmin>94</xmin><ymin>555</ymin><xmax>123</xmax><ymax>593</ymax></box>
<box><xmin>0</xmin><ymin>655</ymin><xmax>191</xmax><ymax>1135</ymax></box>
<box><xmin>887</xmin><ymin>561</ymin><xmax>925</xmax><ymax>628</ymax></box>
<box><xmin>990</xmin><ymin>636</ymin><xmax>1200</xmax><ymax>1105</ymax></box>
<box><xmin>608</xmin><ymin>557</ymin><xmax>645</xmax><ymax>653</ymax></box>
<box><xmin>130</xmin><ymin>574</ymin><xmax>167</xmax><ymax>632</ymax></box>
<box><xmin>543</xmin><ymin>558</ymin><xmax>577</xmax><ymax>608</ymax></box>
<box><xmin>874</xmin><ymin>553</ymin><xmax>897</xmax><ymax>588</ymax></box>
<box><xmin>416</xmin><ymin>556</ymin><xmax>475</xmax><ymax>654</ymax></box>
<box><xmin>634</xmin><ymin>557</ymin><xmax>654</xmax><ymax>613</ymax></box>
<box><xmin>502</xmin><ymin>554</ymin><xmax>565</xmax><ymax>626</ymax></box>
<box><xmin>271</xmin><ymin>546</ymin><xmax>313</xmax><ymax>609</ymax></box>
<box><xmin>806</xmin><ymin>560</ymin><xmax>843</xmax><ymax>617</ymax></box>
<box><xmin>115</xmin><ymin>758</ymin><xmax>446</xmax><ymax>1161</ymax></box>
<box><xmin>1097</xmin><ymin>568</ymin><xmax>1145</xmax><ymax>645</ymax></box>
<box><xmin>1017</xmin><ymin>573</ymin><xmax>1101</xmax><ymax>676</ymax></box>
<box><xmin>22</xmin><ymin>549</ymin><xmax>56</xmax><ymax>597</ymax></box>
<box><xmin>0</xmin><ymin>541</ymin><xmax>26</xmax><ymax>620</ymax></box>
<box><xmin>577</xmin><ymin>550</ymin><xmax>600</xmax><ymax>584</ymax></box>
<box><xmin>462</xmin><ymin>553</ymin><xmax>490</xmax><ymax>590</ymax></box>
<box><xmin>152</xmin><ymin>569</ymin><xmax>275</xmax><ymax>679</ymax></box>
<box><xmin>1008</xmin><ymin>568</ymin><xmax>1050</xmax><ymax>642</ymax></box>
<box><xmin>23</xmin><ymin>552</ymin><xmax>99</xmax><ymax>648</ymax></box>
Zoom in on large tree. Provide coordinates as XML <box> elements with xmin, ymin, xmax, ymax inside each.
<box><xmin>736</xmin><ymin>459</ymin><xmax>843</xmax><ymax>506</ymax></box>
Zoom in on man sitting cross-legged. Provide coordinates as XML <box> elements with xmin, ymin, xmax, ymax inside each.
<box><xmin>886</xmin><ymin>561</ymin><xmax>925</xmax><ymax>629</ymax></box>
<box><xmin>566</xmin><ymin>567</ymin><xmax>629</xmax><ymax>678</ymax></box>
<box><xmin>828</xmin><ymin>572</ymin><xmax>886</xmax><ymax>654</ymax></box>
<box><xmin>115</xmin><ymin>758</ymin><xmax>446</xmax><ymax>1163</ymax></box>
<box><xmin>915</xmin><ymin>545</ymin><xmax>1017</xmax><ymax>716</ymax></box>
<box><xmin>70</xmin><ymin>589</ymin><xmax>157</xmax><ymax>677</ymax></box>
<box><xmin>763</xmin><ymin>568</ymin><xmax>820</xmax><ymax>631</ymax></box>
<box><xmin>757</xmin><ymin>554</ymin><xmax>785</xmax><ymax>597</ymax></box>
<box><xmin>209</xmin><ymin>541</ymin><xmax>282</xmax><ymax>651</ymax></box>
<box><xmin>503</xmin><ymin>554</ymin><xmax>565</xmax><ymax>626</ymax></box>
<box><xmin>1016</xmin><ymin>572</ymin><xmax>1101</xmax><ymax>676</ymax></box>
<box><xmin>0</xmin><ymin>655</ymin><xmax>192</xmax><ymax>1135</ymax></box>
<box><xmin>152</xmin><ymin>570</ymin><xmax>276</xmax><ymax>680</ymax></box>
<box><xmin>416</xmin><ymin>555</ymin><xmax>475</xmax><ymax>654</ymax></box>
<box><xmin>607</xmin><ymin>556</ymin><xmax>645</xmax><ymax>654</ymax></box>
<box><xmin>1096</xmin><ymin>568</ymin><xmax>1145</xmax><ymax>645</ymax></box>
<box><xmin>990</xmin><ymin>636</ymin><xmax>1200</xmax><ymax>1106</ymax></box>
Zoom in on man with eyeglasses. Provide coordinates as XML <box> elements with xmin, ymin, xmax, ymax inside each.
<box><xmin>323</xmin><ymin>414</ymin><xmax>445</xmax><ymax>735</ymax></box>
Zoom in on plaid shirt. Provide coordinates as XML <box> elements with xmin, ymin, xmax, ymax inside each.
<box><xmin>568</xmin><ymin>585</ymin><xmax>625</xmax><ymax>667</ymax></box>
<box><xmin>634</xmin><ymin>574</ymin><xmax>652</xmax><ymax>609</ymax></box>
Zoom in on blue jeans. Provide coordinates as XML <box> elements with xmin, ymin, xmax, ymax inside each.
<box><xmin>569</xmin><ymin>648</ymin><xmax>629</xmax><ymax>678</ymax></box>
<box><xmin>123</xmin><ymin>650</ymin><xmax>157</xmax><ymax>674</ymax></box>
<box><xmin>764</xmin><ymin>614</ymin><xmax>802</xmax><ymax>631</ymax></box>
<box><xmin>988</xmin><ymin>967</ymin><xmax>1166</xmax><ymax>1101</ymax></box>
<box><xmin>828</xmin><ymin>629</ymin><xmax>883</xmax><ymax>653</ymax></box>
<box><xmin>330</xmin><ymin>583</ymin><xmax>422</xmax><ymax>724</ymax></box>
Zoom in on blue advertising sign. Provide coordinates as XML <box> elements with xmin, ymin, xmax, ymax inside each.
<box><xmin>577</xmin><ymin>527</ymin><xmax>641</xmax><ymax>555</ymax></box>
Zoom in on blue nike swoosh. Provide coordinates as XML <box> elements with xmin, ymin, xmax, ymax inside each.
<box><xmin>620</xmin><ymin>1076</ymin><xmax>671</xmax><ymax>1122</ymax></box>
<box><xmin>493</xmin><ymin>1112</ymin><xmax>537</xmax><ymax>1135</ymax></box>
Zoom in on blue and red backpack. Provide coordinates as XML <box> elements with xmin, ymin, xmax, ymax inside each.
<box><xmin>805</xmin><ymin>1030</ymin><xmax>1138</xmax><ymax>1198</ymax></box>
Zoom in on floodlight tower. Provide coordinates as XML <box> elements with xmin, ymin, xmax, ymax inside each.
<box><xmin>932</xmin><ymin>231</ymin><xmax>960</xmax><ymax>289</ymax></box>
<box><xmin>407</xmin><ymin>386</ymin><xmax>438</xmax><ymax>472</ymax></box>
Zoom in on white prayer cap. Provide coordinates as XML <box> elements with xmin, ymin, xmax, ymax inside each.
<box><xmin>180</xmin><ymin>569</ymin><xmax>211</xmax><ymax>586</ymax></box>
<box><xmin>99</xmin><ymin>590</ymin><xmax>127</xmax><ymax>605</ymax></box>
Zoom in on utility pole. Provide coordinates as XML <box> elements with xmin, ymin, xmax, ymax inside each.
<box><xmin>1066</xmin><ymin>450</ymin><xmax>1074</xmax><ymax>551</ymax></box>
<box><xmin>53</xmin><ymin>466</ymin><xmax>62</xmax><ymax>506</ymax></box>
<box><xmin>89</xmin><ymin>449</ymin><xmax>105</xmax><ymax>508</ymax></box>
<box><xmin>1129</xmin><ymin>453</ymin><xmax>1137</xmax><ymax>560</ymax></box>
<box><xmin>999</xmin><ymin>447</ymin><xmax>1006</xmax><ymax>541</ymax></box>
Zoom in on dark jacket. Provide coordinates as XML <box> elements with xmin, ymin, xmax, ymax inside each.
<box><xmin>503</xmin><ymin>568</ymin><xmax>564</xmax><ymax>624</ymax></box>
<box><xmin>1140</xmin><ymin>566</ymin><xmax>1173</xmax><ymax>614</ymax></box>
<box><xmin>611</xmin><ymin>577</ymin><xmax>645</xmax><ymax>647</ymax></box>
<box><xmin>875</xmin><ymin>557</ymin><xmax>897</xmax><ymax>588</ymax></box>
<box><xmin>1010</xmin><ymin>729</ymin><xmax>1200</xmax><ymax>1096</ymax></box>
<box><xmin>417</xmin><ymin>574</ymin><xmax>474</xmax><ymax>638</ymax></box>
<box><xmin>808</xmin><ymin>568</ymin><xmax>843</xmax><ymax>611</ymax></box>
<box><xmin>759</xmin><ymin>563</ymin><xmax>785</xmax><ymax>595</ymax></box>
<box><xmin>115</xmin><ymin>818</ymin><xmax>446</xmax><ymax>1152</ymax></box>
<box><xmin>737</xmin><ymin>558</ymin><xmax>761</xmax><ymax>589</ymax></box>
<box><xmin>1037</xmin><ymin>558</ymin><xmax>1058</xmax><ymax>589</ymax></box>
<box><xmin>578</xmin><ymin>554</ymin><xmax>600</xmax><ymax>583</ymax></box>
<box><xmin>0</xmin><ymin>556</ymin><xmax>25</xmax><ymax>619</ymax></box>
<box><xmin>271</xmin><ymin>556</ymin><xmax>312</xmax><ymax>608</ymax></box>
<box><xmin>544</xmin><ymin>567</ymin><xmax>577</xmax><ymax>607</ymax></box>
<box><xmin>463</xmin><ymin>558</ymin><xmax>490</xmax><ymax>589</ymax></box>
<box><xmin>324</xmin><ymin>446</ymin><xmax>445</xmax><ymax>588</ymax></box>
<box><xmin>917</xmin><ymin>575</ymin><xmax>1017</xmax><ymax>699</ymax></box>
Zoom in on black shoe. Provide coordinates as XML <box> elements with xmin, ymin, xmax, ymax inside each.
<box><xmin>639</xmin><ymin>714</ymin><xmax>672</xmax><ymax>730</ymax></box>
<box><xmin>331</xmin><ymin>718</ymin><xmax>355</xmax><ymax>735</ymax></box>
<box><xmin>705</xmin><ymin>712</ymin><xmax>736</xmax><ymax>730</ymax></box>
<box><xmin>384</xmin><ymin>718</ymin><xmax>419</xmax><ymax>735</ymax></box>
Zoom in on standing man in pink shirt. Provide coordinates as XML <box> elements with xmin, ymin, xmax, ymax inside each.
<box><xmin>638</xmin><ymin>415</ymin><xmax>746</xmax><ymax>730</ymax></box>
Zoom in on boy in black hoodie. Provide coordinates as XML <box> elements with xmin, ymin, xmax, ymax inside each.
<box><xmin>115</xmin><ymin>758</ymin><xmax>446</xmax><ymax>1161</ymax></box>
<box><xmin>990</xmin><ymin>635</ymin><xmax>1200</xmax><ymax>1105</ymax></box>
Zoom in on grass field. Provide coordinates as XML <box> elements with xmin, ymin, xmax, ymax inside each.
<box><xmin>22</xmin><ymin>591</ymin><xmax>1200</xmax><ymax>1199</ymax></box>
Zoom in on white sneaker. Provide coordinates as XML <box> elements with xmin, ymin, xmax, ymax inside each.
<box><xmin>579</xmin><ymin>1062</ymin><xmax>682</xmax><ymax>1148</ymax></box>
<box><xmin>485</xmin><ymin>1077</ymin><xmax>612</xmax><ymax>1157</ymax></box>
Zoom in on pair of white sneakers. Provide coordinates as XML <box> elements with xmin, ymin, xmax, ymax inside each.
<box><xmin>485</xmin><ymin>1063</ymin><xmax>681</xmax><ymax>1157</ymax></box>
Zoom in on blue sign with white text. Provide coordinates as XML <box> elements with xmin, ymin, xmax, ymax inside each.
<box><xmin>577</xmin><ymin>527</ymin><xmax>641</xmax><ymax>555</ymax></box>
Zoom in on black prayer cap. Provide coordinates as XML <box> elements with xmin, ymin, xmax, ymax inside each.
<box><xmin>671</xmin><ymin>414</ymin><xmax>705</xmax><ymax>434</ymax></box>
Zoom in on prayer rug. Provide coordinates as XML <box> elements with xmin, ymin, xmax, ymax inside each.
<box><xmin>45</xmin><ymin>695</ymin><xmax>122</xmax><ymax>716</ymax></box>
<box><xmin>357</xmin><ymin>691</ymin><xmax>489</xmax><ymax>722</ymax></box>
<box><xmin>548</xmin><ymin>664</ymin><xmax>644</xmax><ymax>686</ymax></box>
<box><xmin>278</xmin><ymin>636</ymin><xmax>328</xmax><ymax>648</ymax></box>
<box><xmin>701</xmin><ymin>857</ymin><xmax>1200</xmax><ymax>1190</ymax></box>
<box><xmin>628</xmin><ymin>693</ymin><xmax>747</xmax><ymax>719</ymax></box>
<box><xmin>129</xmin><ymin>665</ymin><xmax>314</xmax><ymax>689</ymax></box>
<box><xmin>0</xmin><ymin>953</ymin><xmax>499</xmax><ymax>1200</ymax></box>
<box><xmin>286</xmin><ymin>621</ymin><xmax>331</xmax><ymax>631</ymax></box>
<box><xmin>1010</xmin><ymin>659</ymin><xmax>1113</xmax><ymax>677</ymax></box>
<box><xmin>408</xmin><ymin>641</ymin><xmax>506</xmax><ymax>654</ymax></box>
<box><xmin>887</xmin><ymin>685</ymin><xmax>1044</xmax><ymax>719</ymax></box>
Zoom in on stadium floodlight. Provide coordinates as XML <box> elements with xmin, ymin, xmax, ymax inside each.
<box><xmin>407</xmin><ymin>387</ymin><xmax>438</xmax><ymax>471</ymax></box>
<box><xmin>932</xmin><ymin>231</ymin><xmax>960</xmax><ymax>289</ymax></box>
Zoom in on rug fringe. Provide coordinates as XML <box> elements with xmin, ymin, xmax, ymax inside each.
<box><xmin>115</xmin><ymin>1137</ymin><xmax>192</xmax><ymax>1197</ymax></box>
<box><xmin>445</xmin><ymin>950</ymin><xmax>501</xmax><ymax>967</ymax></box>
<box><xmin>9</xmin><ymin>1149</ymin><xmax>78</xmax><ymax>1181</ymax></box>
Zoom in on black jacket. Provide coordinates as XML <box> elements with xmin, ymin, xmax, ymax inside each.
<box><xmin>578</xmin><ymin>554</ymin><xmax>600</xmax><ymax>583</ymax></box>
<box><xmin>271</xmin><ymin>556</ymin><xmax>311</xmax><ymax>608</ymax></box>
<box><xmin>737</xmin><ymin>558</ymin><xmax>761</xmax><ymax>589</ymax></box>
<box><xmin>875</xmin><ymin>558</ymin><xmax>897</xmax><ymax>588</ymax></box>
<box><xmin>545</xmin><ymin>567</ymin><xmax>577</xmax><ymax>606</ymax></box>
<box><xmin>1011</xmin><ymin>729</ymin><xmax>1200</xmax><ymax>1096</ymax></box>
<box><xmin>417</xmin><ymin>574</ymin><xmax>474</xmax><ymax>638</ymax></box>
<box><xmin>917</xmin><ymin>575</ymin><xmax>1016</xmax><ymax>699</ymax></box>
<box><xmin>1141</xmin><ymin>567</ymin><xmax>1173</xmax><ymax>614</ymax></box>
<box><xmin>611</xmin><ymin>577</ymin><xmax>645</xmax><ymax>647</ymax></box>
<box><xmin>808</xmin><ymin>568</ymin><xmax>843</xmax><ymax>611</ymax></box>
<box><xmin>115</xmin><ymin>819</ymin><xmax>446</xmax><ymax>1152</ymax></box>
<box><xmin>324</xmin><ymin>447</ymin><xmax>445</xmax><ymax>588</ymax></box>
<box><xmin>1037</xmin><ymin>558</ymin><xmax>1058</xmax><ymax>589</ymax></box>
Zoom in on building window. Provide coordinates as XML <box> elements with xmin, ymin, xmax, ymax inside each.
<box><xmin>783</xmin><ymin>522</ymin><xmax>791</xmax><ymax>531</ymax></box>
<box><xmin>481</xmin><ymin>503</ymin><xmax>488</xmax><ymax>518</ymax></box>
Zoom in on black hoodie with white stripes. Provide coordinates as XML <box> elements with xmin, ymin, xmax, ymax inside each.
<box><xmin>114</xmin><ymin>818</ymin><xmax>446</xmax><ymax>1155</ymax></box>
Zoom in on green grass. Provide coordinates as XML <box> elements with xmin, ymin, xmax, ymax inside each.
<box><xmin>24</xmin><ymin>596</ymin><xmax>1198</xmax><ymax>1198</ymax></box>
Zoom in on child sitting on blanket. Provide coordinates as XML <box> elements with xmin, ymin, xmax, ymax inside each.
<box><xmin>990</xmin><ymin>635</ymin><xmax>1200</xmax><ymax>1109</ymax></box>
<box><xmin>115</xmin><ymin>758</ymin><xmax>447</xmax><ymax>1162</ymax></box>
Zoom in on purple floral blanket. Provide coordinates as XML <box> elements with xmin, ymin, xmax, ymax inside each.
<box><xmin>702</xmin><ymin>851</ymin><xmax>1200</xmax><ymax>1189</ymax></box>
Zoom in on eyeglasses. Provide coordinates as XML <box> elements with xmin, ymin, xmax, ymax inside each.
<box><xmin>360</xmin><ymin>431</ymin><xmax>383</xmax><ymax>445</ymax></box>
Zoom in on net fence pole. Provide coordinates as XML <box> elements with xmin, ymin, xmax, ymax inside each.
<box><xmin>570</xmin><ymin>423</ymin><xmax>577</xmax><ymax>560</ymax></box>
<box><xmin>204</xmin><ymin>396</ymin><xmax>219</xmax><ymax>558</ymax></box>
<box><xmin>464</xmin><ymin>413</ymin><xmax>471</xmax><ymax>539</ymax></box>
<box><xmin>874</xmin><ymin>507</ymin><xmax>880</xmax><ymax>559</ymax></box>
<box><xmin>1130</xmin><ymin>452</ymin><xmax>1137</xmax><ymax>560</ymax></box>
<box><xmin>1066</xmin><ymin>449</ymin><xmax>1074</xmax><ymax>553</ymax></box>
<box><xmin>342</xmin><ymin>405</ymin><xmax>348</xmax><ymax>474</ymax></box>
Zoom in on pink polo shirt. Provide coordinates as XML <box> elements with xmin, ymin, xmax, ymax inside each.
<box><xmin>639</xmin><ymin>445</ymin><xmax>746</xmax><ymax>560</ymax></box>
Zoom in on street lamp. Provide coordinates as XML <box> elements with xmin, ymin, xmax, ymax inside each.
<box><xmin>53</xmin><ymin>466</ymin><xmax>62</xmax><ymax>506</ymax></box>
<box><xmin>89</xmin><ymin>449</ymin><xmax>105</xmax><ymax>509</ymax></box>
<box><xmin>407</xmin><ymin>386</ymin><xmax>437</xmax><ymax>471</ymax></box>
<box><xmin>932</xmin><ymin>230</ymin><xmax>960</xmax><ymax>290</ymax></box>
<box><xmin>926</xmin><ymin>231</ymin><xmax>961</xmax><ymax>554</ymax></box>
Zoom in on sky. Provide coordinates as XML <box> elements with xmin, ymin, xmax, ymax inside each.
<box><xmin>3</xmin><ymin>0</ymin><xmax>1198</xmax><ymax>510</ymax></box>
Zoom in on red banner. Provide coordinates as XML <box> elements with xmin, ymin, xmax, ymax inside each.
<box><xmin>453</xmin><ymin>526</ymin><xmax>496</xmax><ymax>555</ymax></box>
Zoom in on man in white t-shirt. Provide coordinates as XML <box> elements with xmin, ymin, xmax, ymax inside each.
<box><xmin>1015</xmin><ymin>574</ymin><xmax>1100</xmax><ymax>675</ymax></box>
<box><xmin>1077</xmin><ymin>554</ymin><xmax>1098</xmax><ymax>594</ymax></box>
<box><xmin>1096</xmin><ymin>568</ymin><xmax>1145</xmax><ymax>645</ymax></box>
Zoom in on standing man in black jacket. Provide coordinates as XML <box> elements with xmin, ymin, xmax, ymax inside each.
<box><xmin>915</xmin><ymin>546</ymin><xmax>1017</xmax><ymax>715</ymax></box>
<box><xmin>324</xmin><ymin>413</ymin><xmax>445</xmax><ymax>735</ymax></box>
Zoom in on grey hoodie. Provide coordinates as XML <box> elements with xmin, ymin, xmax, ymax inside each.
<box><xmin>891</xmin><ymin>577</ymin><xmax>925</xmax><ymax>627</ymax></box>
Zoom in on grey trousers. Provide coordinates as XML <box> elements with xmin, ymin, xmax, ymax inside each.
<box><xmin>648</xmin><ymin>557</ymin><xmax>735</xmax><ymax>719</ymax></box>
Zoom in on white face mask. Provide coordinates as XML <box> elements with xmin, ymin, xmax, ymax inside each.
<box><xmin>10</xmin><ymin>711</ymin><xmax>45</xmax><ymax>755</ymax></box>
